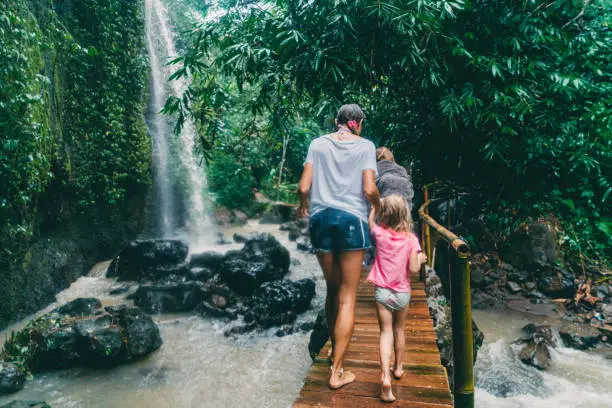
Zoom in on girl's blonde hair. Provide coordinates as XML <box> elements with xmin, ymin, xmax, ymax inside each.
<box><xmin>379</xmin><ymin>195</ymin><xmax>413</xmax><ymax>233</ymax></box>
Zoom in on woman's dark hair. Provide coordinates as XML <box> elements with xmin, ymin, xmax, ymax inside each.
<box><xmin>336</xmin><ymin>104</ymin><xmax>365</xmax><ymax>125</ymax></box>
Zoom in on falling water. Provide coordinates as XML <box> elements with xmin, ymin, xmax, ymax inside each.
<box><xmin>145</xmin><ymin>0</ymin><xmax>212</xmax><ymax>247</ymax></box>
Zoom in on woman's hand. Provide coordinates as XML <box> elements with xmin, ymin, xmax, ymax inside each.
<box><xmin>417</xmin><ymin>251</ymin><xmax>428</xmax><ymax>265</ymax></box>
<box><xmin>297</xmin><ymin>205</ymin><xmax>310</xmax><ymax>219</ymax></box>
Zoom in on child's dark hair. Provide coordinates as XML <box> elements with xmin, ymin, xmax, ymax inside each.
<box><xmin>336</xmin><ymin>104</ymin><xmax>365</xmax><ymax>127</ymax></box>
<box><xmin>379</xmin><ymin>195</ymin><xmax>413</xmax><ymax>233</ymax></box>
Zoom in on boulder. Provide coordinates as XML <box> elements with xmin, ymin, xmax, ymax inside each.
<box><xmin>308</xmin><ymin>309</ymin><xmax>328</xmax><ymax>360</ymax></box>
<box><xmin>537</xmin><ymin>266</ymin><xmax>575</xmax><ymax>298</ymax></box>
<box><xmin>260</xmin><ymin>203</ymin><xmax>296</xmax><ymax>224</ymax></box>
<box><xmin>559</xmin><ymin>322</ymin><xmax>602</xmax><ymax>350</ymax></box>
<box><xmin>501</xmin><ymin>222</ymin><xmax>558</xmax><ymax>270</ymax></box>
<box><xmin>244</xmin><ymin>279</ymin><xmax>315</xmax><ymax>328</ymax></box>
<box><xmin>507</xmin><ymin>281</ymin><xmax>522</xmax><ymax>293</ymax></box>
<box><xmin>0</xmin><ymin>362</ymin><xmax>25</xmax><ymax>395</ymax></box>
<box><xmin>131</xmin><ymin>282</ymin><xmax>208</xmax><ymax>314</ymax></box>
<box><xmin>33</xmin><ymin>325</ymin><xmax>80</xmax><ymax>370</ymax></box>
<box><xmin>110</xmin><ymin>306</ymin><xmax>163</xmax><ymax>359</ymax></box>
<box><xmin>53</xmin><ymin>298</ymin><xmax>101</xmax><ymax>317</ymax></box>
<box><xmin>107</xmin><ymin>239</ymin><xmax>189</xmax><ymax>281</ymax></box>
<box><xmin>514</xmin><ymin>324</ymin><xmax>555</xmax><ymax>370</ymax></box>
<box><xmin>221</xmin><ymin>234</ymin><xmax>290</xmax><ymax>296</ymax></box>
<box><xmin>233</xmin><ymin>232</ymin><xmax>266</xmax><ymax>244</ymax></box>
<box><xmin>78</xmin><ymin>325</ymin><xmax>126</xmax><ymax>368</ymax></box>
<box><xmin>186</xmin><ymin>267</ymin><xmax>215</xmax><ymax>282</ymax></box>
<box><xmin>0</xmin><ymin>402</ymin><xmax>51</xmax><ymax>408</ymax></box>
<box><xmin>189</xmin><ymin>251</ymin><xmax>225</xmax><ymax>270</ymax></box>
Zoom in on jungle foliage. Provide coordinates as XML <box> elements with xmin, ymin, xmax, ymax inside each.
<box><xmin>0</xmin><ymin>0</ymin><xmax>150</xmax><ymax>266</ymax></box>
<box><xmin>170</xmin><ymin>0</ymin><xmax>611</xmax><ymax>265</ymax></box>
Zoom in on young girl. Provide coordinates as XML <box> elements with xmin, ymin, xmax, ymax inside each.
<box><xmin>367</xmin><ymin>195</ymin><xmax>427</xmax><ymax>402</ymax></box>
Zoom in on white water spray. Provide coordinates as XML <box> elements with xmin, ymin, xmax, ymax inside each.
<box><xmin>145</xmin><ymin>0</ymin><xmax>213</xmax><ymax>247</ymax></box>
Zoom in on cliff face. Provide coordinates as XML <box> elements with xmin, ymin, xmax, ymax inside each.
<box><xmin>0</xmin><ymin>0</ymin><xmax>151</xmax><ymax>329</ymax></box>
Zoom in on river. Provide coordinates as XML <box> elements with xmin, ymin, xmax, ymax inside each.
<box><xmin>1</xmin><ymin>222</ymin><xmax>611</xmax><ymax>407</ymax></box>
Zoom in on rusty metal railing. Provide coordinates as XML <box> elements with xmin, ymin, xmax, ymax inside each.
<box><xmin>419</xmin><ymin>186</ymin><xmax>474</xmax><ymax>408</ymax></box>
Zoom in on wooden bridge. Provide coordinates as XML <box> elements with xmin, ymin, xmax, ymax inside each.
<box><xmin>293</xmin><ymin>270</ymin><xmax>453</xmax><ymax>407</ymax></box>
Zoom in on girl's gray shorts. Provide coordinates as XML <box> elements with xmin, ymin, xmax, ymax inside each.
<box><xmin>375</xmin><ymin>287</ymin><xmax>411</xmax><ymax>311</ymax></box>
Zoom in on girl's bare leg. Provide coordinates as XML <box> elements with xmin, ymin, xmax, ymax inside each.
<box><xmin>329</xmin><ymin>250</ymin><xmax>364</xmax><ymax>389</ymax></box>
<box><xmin>316</xmin><ymin>253</ymin><xmax>341</xmax><ymax>359</ymax></box>
<box><xmin>376</xmin><ymin>303</ymin><xmax>396</xmax><ymax>402</ymax></box>
<box><xmin>392</xmin><ymin>305</ymin><xmax>410</xmax><ymax>379</ymax></box>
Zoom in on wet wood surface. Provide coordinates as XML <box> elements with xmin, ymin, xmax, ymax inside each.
<box><xmin>294</xmin><ymin>272</ymin><xmax>453</xmax><ymax>407</ymax></box>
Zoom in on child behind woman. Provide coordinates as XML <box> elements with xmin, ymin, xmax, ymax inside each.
<box><xmin>367</xmin><ymin>195</ymin><xmax>427</xmax><ymax>402</ymax></box>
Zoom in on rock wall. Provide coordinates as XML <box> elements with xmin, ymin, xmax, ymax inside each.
<box><xmin>0</xmin><ymin>0</ymin><xmax>150</xmax><ymax>330</ymax></box>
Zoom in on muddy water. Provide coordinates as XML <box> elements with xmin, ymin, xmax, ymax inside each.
<box><xmin>2</xmin><ymin>223</ymin><xmax>611</xmax><ymax>407</ymax></box>
<box><xmin>473</xmin><ymin>309</ymin><xmax>612</xmax><ymax>408</ymax></box>
<box><xmin>0</xmin><ymin>222</ymin><xmax>324</xmax><ymax>408</ymax></box>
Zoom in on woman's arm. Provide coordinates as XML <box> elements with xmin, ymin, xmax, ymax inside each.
<box><xmin>297</xmin><ymin>164</ymin><xmax>313</xmax><ymax>218</ymax></box>
<box><xmin>363</xmin><ymin>169</ymin><xmax>381</xmax><ymax>214</ymax></box>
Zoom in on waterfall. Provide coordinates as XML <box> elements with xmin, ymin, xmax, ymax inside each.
<box><xmin>145</xmin><ymin>0</ymin><xmax>213</xmax><ymax>248</ymax></box>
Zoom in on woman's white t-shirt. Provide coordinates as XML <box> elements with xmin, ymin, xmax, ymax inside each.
<box><xmin>305</xmin><ymin>134</ymin><xmax>377</xmax><ymax>221</ymax></box>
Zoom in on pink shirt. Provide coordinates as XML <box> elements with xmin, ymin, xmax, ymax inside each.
<box><xmin>367</xmin><ymin>225</ymin><xmax>421</xmax><ymax>293</ymax></box>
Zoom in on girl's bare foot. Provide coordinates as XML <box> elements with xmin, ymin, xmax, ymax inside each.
<box><xmin>380</xmin><ymin>374</ymin><xmax>396</xmax><ymax>402</ymax></box>
<box><xmin>329</xmin><ymin>367</ymin><xmax>356</xmax><ymax>390</ymax></box>
<box><xmin>392</xmin><ymin>366</ymin><xmax>404</xmax><ymax>379</ymax></box>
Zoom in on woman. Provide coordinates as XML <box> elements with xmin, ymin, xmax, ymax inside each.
<box><xmin>376</xmin><ymin>147</ymin><xmax>414</xmax><ymax>210</ymax></box>
<box><xmin>297</xmin><ymin>104</ymin><xmax>381</xmax><ymax>389</ymax></box>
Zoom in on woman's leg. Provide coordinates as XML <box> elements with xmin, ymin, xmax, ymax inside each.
<box><xmin>376</xmin><ymin>302</ymin><xmax>396</xmax><ymax>402</ymax></box>
<box><xmin>316</xmin><ymin>252</ymin><xmax>341</xmax><ymax>356</ymax></box>
<box><xmin>329</xmin><ymin>250</ymin><xmax>364</xmax><ymax>389</ymax></box>
<box><xmin>392</xmin><ymin>305</ymin><xmax>410</xmax><ymax>378</ymax></box>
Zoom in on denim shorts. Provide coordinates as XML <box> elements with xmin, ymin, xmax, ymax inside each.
<box><xmin>375</xmin><ymin>287</ymin><xmax>411</xmax><ymax>311</ymax></box>
<box><xmin>309</xmin><ymin>208</ymin><xmax>371</xmax><ymax>253</ymax></box>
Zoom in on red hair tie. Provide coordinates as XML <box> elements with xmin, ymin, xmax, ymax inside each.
<box><xmin>347</xmin><ymin>120</ymin><xmax>357</xmax><ymax>130</ymax></box>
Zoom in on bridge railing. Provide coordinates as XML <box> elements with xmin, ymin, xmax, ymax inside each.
<box><xmin>418</xmin><ymin>186</ymin><xmax>474</xmax><ymax>408</ymax></box>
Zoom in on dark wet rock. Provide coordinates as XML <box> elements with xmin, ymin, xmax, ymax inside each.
<box><xmin>559</xmin><ymin>322</ymin><xmax>602</xmax><ymax>350</ymax></box>
<box><xmin>131</xmin><ymin>282</ymin><xmax>208</xmax><ymax>314</ymax></box>
<box><xmin>2</xmin><ymin>303</ymin><xmax>161</xmax><ymax>373</ymax></box>
<box><xmin>308</xmin><ymin>309</ymin><xmax>329</xmax><ymax>360</ymax></box>
<box><xmin>470</xmin><ymin>267</ymin><xmax>485</xmax><ymax>288</ymax></box>
<box><xmin>527</xmin><ymin>290</ymin><xmax>545</xmax><ymax>300</ymax></box>
<box><xmin>33</xmin><ymin>325</ymin><xmax>80</xmax><ymax>370</ymax></box>
<box><xmin>221</xmin><ymin>234</ymin><xmax>290</xmax><ymax>296</ymax></box>
<box><xmin>244</xmin><ymin>279</ymin><xmax>315</xmax><ymax>328</ymax></box>
<box><xmin>233</xmin><ymin>232</ymin><xmax>266</xmax><ymax>244</ymax></box>
<box><xmin>147</xmin><ymin>263</ymin><xmax>190</xmax><ymax>280</ymax></box>
<box><xmin>471</xmin><ymin>289</ymin><xmax>503</xmax><ymax>310</ymax></box>
<box><xmin>107</xmin><ymin>239</ymin><xmax>189</xmax><ymax>281</ymax></box>
<box><xmin>0</xmin><ymin>362</ymin><xmax>25</xmax><ymax>395</ymax></box>
<box><xmin>189</xmin><ymin>251</ymin><xmax>225</xmax><ymax>270</ymax></box>
<box><xmin>0</xmin><ymin>402</ymin><xmax>51</xmax><ymax>408</ymax></box>
<box><xmin>514</xmin><ymin>324</ymin><xmax>555</xmax><ymax>370</ymax></box>
<box><xmin>53</xmin><ymin>298</ymin><xmax>101</xmax><ymax>317</ymax></box>
<box><xmin>504</xmin><ymin>266</ymin><xmax>531</xmax><ymax>284</ymax></box>
<box><xmin>186</xmin><ymin>267</ymin><xmax>215</xmax><ymax>282</ymax></box>
<box><xmin>525</xmin><ymin>282</ymin><xmax>537</xmax><ymax>291</ymax></box>
<box><xmin>260</xmin><ymin>203</ymin><xmax>296</xmax><ymax>224</ymax></box>
<box><xmin>116</xmin><ymin>306</ymin><xmax>162</xmax><ymax>359</ymax></box>
<box><xmin>593</xmin><ymin>285</ymin><xmax>610</xmax><ymax>300</ymax></box>
<box><xmin>538</xmin><ymin>266</ymin><xmax>575</xmax><ymax>298</ymax></box>
<box><xmin>507</xmin><ymin>281</ymin><xmax>522</xmax><ymax>293</ymax></box>
<box><xmin>78</xmin><ymin>325</ymin><xmax>126</xmax><ymax>367</ymax></box>
<box><xmin>501</xmin><ymin>222</ymin><xmax>558</xmax><ymax>270</ymax></box>
<box><xmin>296</xmin><ymin>236</ymin><xmax>314</xmax><ymax>253</ymax></box>
<box><xmin>109</xmin><ymin>285</ymin><xmax>132</xmax><ymax>296</ymax></box>
<box><xmin>157</xmin><ymin>273</ymin><xmax>186</xmax><ymax>285</ymax></box>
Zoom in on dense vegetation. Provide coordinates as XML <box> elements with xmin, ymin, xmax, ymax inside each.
<box><xmin>0</xmin><ymin>0</ymin><xmax>150</xmax><ymax>327</ymax></box>
<box><xmin>170</xmin><ymin>0</ymin><xmax>610</xmax><ymax>268</ymax></box>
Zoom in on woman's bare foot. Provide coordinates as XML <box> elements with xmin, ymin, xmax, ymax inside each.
<box><xmin>392</xmin><ymin>366</ymin><xmax>404</xmax><ymax>380</ymax></box>
<box><xmin>380</xmin><ymin>374</ymin><xmax>396</xmax><ymax>402</ymax></box>
<box><xmin>329</xmin><ymin>367</ymin><xmax>356</xmax><ymax>390</ymax></box>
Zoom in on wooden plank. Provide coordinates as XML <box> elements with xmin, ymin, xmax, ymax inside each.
<box><xmin>293</xmin><ymin>271</ymin><xmax>452</xmax><ymax>407</ymax></box>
